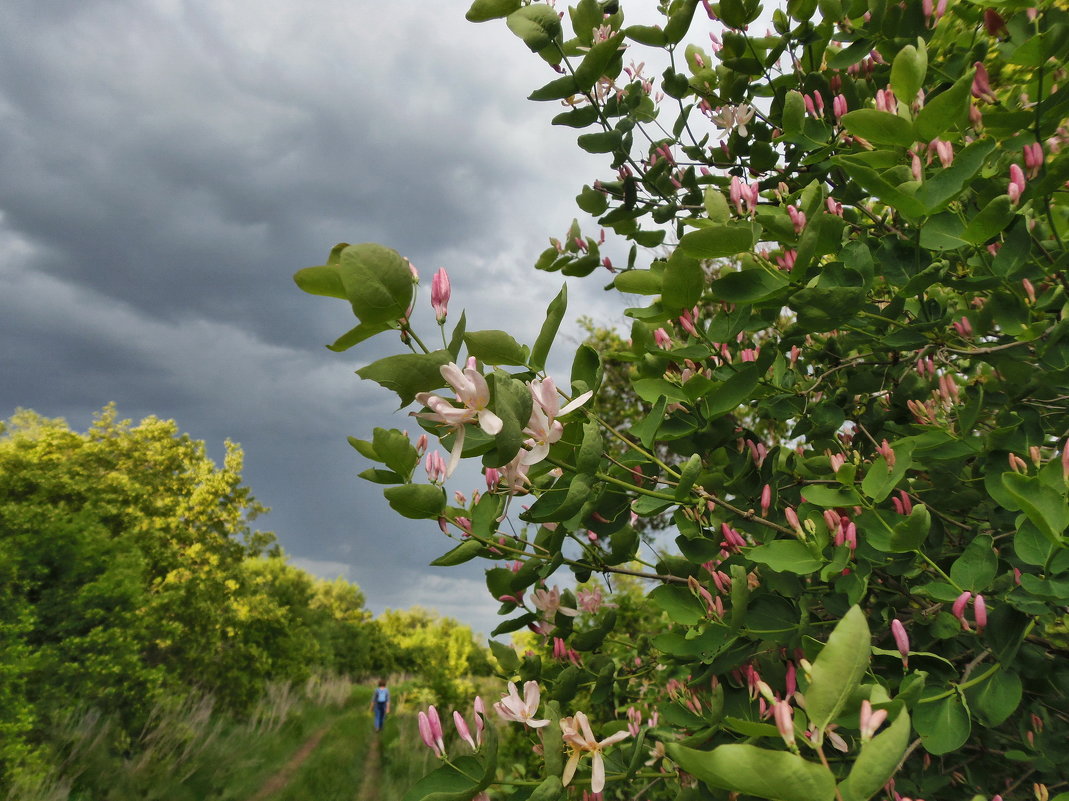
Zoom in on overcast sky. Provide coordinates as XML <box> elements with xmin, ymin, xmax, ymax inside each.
<box><xmin>0</xmin><ymin>0</ymin><xmax>643</xmax><ymax>637</ymax></box>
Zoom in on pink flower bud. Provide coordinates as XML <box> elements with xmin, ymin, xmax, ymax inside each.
<box><xmin>454</xmin><ymin>710</ymin><xmax>476</xmax><ymax>749</ymax></box>
<box><xmin>875</xmin><ymin>88</ymin><xmax>896</xmax><ymax>114</ymax></box>
<box><xmin>485</xmin><ymin>467</ymin><xmax>501</xmax><ymax>491</ymax></box>
<box><xmin>1022</xmin><ymin>278</ymin><xmax>1036</xmax><ymax>303</ymax></box>
<box><xmin>425</xmin><ymin>451</ymin><xmax>447</xmax><ymax>484</ymax></box>
<box><xmin>952</xmin><ymin>591</ymin><xmax>972</xmax><ymax>629</ymax></box>
<box><xmin>773</xmin><ymin>701</ymin><xmax>796</xmax><ymax>748</ymax></box>
<box><xmin>891</xmin><ymin>619</ymin><xmax>910</xmax><ymax>666</ymax></box>
<box><xmin>833</xmin><ymin>94</ymin><xmax>848</xmax><ymax>121</ymax></box>
<box><xmin>761</xmin><ymin>484</ymin><xmax>772</xmax><ymax>515</ymax></box>
<box><xmin>859</xmin><ymin>700</ymin><xmax>888</xmax><ymax>741</ymax></box>
<box><xmin>430</xmin><ymin>267</ymin><xmax>451</xmax><ymax>323</ymax></box>
<box><xmin>933</xmin><ymin>139</ymin><xmax>954</xmax><ymax>168</ymax></box>
<box><xmin>1009</xmin><ymin>163</ymin><xmax>1027</xmax><ymax>204</ymax></box>
<box><xmin>911</xmin><ymin>151</ymin><xmax>924</xmax><ymax>181</ymax></box>
<box><xmin>974</xmin><ymin>594</ymin><xmax>987</xmax><ymax>631</ymax></box>
<box><xmin>419</xmin><ymin>709</ymin><xmax>445</xmax><ymax>757</ymax></box>
<box><xmin>1024</xmin><ymin>142</ymin><xmax>1044</xmax><ymax>178</ymax></box>
<box><xmin>785</xmin><ymin>506</ymin><xmax>802</xmax><ymax>533</ymax></box>
<box><xmin>972</xmin><ymin>62</ymin><xmax>997</xmax><ymax>103</ymax></box>
<box><xmin>1062</xmin><ymin>440</ymin><xmax>1069</xmax><ymax>479</ymax></box>
<box><xmin>653</xmin><ymin>327</ymin><xmax>673</xmax><ymax>349</ymax></box>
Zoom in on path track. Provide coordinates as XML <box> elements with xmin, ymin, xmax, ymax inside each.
<box><xmin>354</xmin><ymin>734</ymin><xmax>382</xmax><ymax>801</ymax></box>
<box><xmin>246</xmin><ymin>723</ymin><xmax>332</xmax><ymax>801</ymax></box>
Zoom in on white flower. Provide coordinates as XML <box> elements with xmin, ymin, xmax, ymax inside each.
<box><xmin>414</xmin><ymin>363</ymin><xmax>503</xmax><ymax>476</ymax></box>
<box><xmin>493</xmin><ymin>681</ymin><xmax>549</xmax><ymax>728</ymax></box>
<box><xmin>561</xmin><ymin>711</ymin><xmax>630</xmax><ymax>794</ymax></box>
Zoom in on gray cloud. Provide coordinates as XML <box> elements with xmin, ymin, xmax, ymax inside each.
<box><xmin>0</xmin><ymin>0</ymin><xmax>629</xmax><ymax>637</ymax></box>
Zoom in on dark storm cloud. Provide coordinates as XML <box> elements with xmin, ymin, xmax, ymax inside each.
<box><xmin>0</xmin><ymin>0</ymin><xmax>627</xmax><ymax>636</ymax></box>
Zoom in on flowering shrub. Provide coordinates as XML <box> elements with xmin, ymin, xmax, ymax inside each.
<box><xmin>295</xmin><ymin>0</ymin><xmax>1069</xmax><ymax>799</ymax></box>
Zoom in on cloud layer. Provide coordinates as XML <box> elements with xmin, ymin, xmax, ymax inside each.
<box><xmin>0</xmin><ymin>0</ymin><xmax>630</xmax><ymax>635</ymax></box>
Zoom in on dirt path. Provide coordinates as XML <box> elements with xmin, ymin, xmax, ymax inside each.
<box><xmin>355</xmin><ymin>734</ymin><xmax>382</xmax><ymax>801</ymax></box>
<box><xmin>247</xmin><ymin>723</ymin><xmax>332</xmax><ymax>801</ymax></box>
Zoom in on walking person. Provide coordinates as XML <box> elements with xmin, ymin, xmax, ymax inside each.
<box><xmin>370</xmin><ymin>679</ymin><xmax>390</xmax><ymax>732</ymax></box>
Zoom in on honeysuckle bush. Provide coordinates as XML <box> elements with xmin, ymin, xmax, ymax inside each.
<box><xmin>294</xmin><ymin>0</ymin><xmax>1069</xmax><ymax>798</ymax></box>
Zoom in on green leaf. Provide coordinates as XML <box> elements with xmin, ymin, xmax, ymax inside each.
<box><xmin>667</xmin><ymin>744</ymin><xmax>836</xmax><ymax>801</ymax></box>
<box><xmin>625</xmin><ymin>24</ymin><xmax>666</xmax><ymax>47</ymax></box>
<box><xmin>747</xmin><ymin>540</ymin><xmax>823</xmax><ymax>574</ymax></box>
<box><xmin>486</xmin><ymin>372</ymin><xmax>534</xmax><ymax>467</ymax></box>
<box><xmin>841</xmin><ymin>110</ymin><xmax>916</xmax><ymax>148</ymax></box>
<box><xmin>889</xmin><ymin>504</ymin><xmax>931</xmax><ymax>552</ymax></box>
<box><xmin>890</xmin><ymin>41</ymin><xmax>927</xmax><ymax>106</ymax></box>
<box><xmin>674</xmin><ymin>453</ymin><xmax>703</xmax><ymax>500</ymax></box>
<box><xmin>710</xmin><ymin>269</ymin><xmax>788</xmax><ymax>303</ymax></box>
<box><xmin>631</xmin><ymin>396</ymin><xmax>667</xmax><ymax>448</ymax></box>
<box><xmin>372</xmin><ymin>427</ymin><xmax>419</xmax><ymax>478</ymax></box>
<box><xmin>530</xmin><ymin>284</ymin><xmax>567</xmax><ymax>372</ymax></box>
<box><xmin>950</xmin><ymin>533</ymin><xmax>997</xmax><ymax>592</ymax></box>
<box><xmin>552</xmin><ymin>105</ymin><xmax>600</xmax><ymax>127</ymax></box>
<box><xmin>633</xmin><ymin>378</ymin><xmax>690</xmax><ymax>404</ymax></box>
<box><xmin>577</xmin><ymin>130</ymin><xmax>623</xmax><ymax>153</ymax></box>
<box><xmin>447</xmin><ymin>311</ymin><xmax>467</xmax><ymax>361</ymax></box>
<box><xmin>574</xmin><ymin>33</ymin><xmax>627</xmax><ymax>90</ymax></box>
<box><xmin>326</xmin><ymin>321</ymin><xmax>391</xmax><ymax>352</ymax></box>
<box><xmin>914</xmin><ymin>693</ymin><xmax>970</xmax><ymax>755</ymax></box>
<box><xmin>464</xmin><ymin>330</ymin><xmax>528</xmax><ymax>366</ymax></box>
<box><xmin>806</xmin><ymin>606</ymin><xmax>871</xmax><ymax>735</ymax></box>
<box><xmin>919</xmin><ymin>214</ymin><xmax>968</xmax><ymax>251</ymax></box>
<box><xmin>293</xmin><ymin>264</ymin><xmax>347</xmax><ymax>299</ymax></box>
<box><xmin>962</xmin><ymin>195</ymin><xmax>1015</xmax><ymax>245</ymax></box>
<box><xmin>915</xmin><ymin>71</ymin><xmax>973</xmax><ymax>140</ymax></box>
<box><xmin>916</xmin><ymin>139</ymin><xmax>996</xmax><ymax>212</ymax></box>
<box><xmin>802</xmin><ymin>485</ymin><xmax>862</xmax><ymax>507</ymax></box>
<box><xmin>860</xmin><ymin>441</ymin><xmax>914</xmax><ymax>502</ymax></box>
<box><xmin>409</xmin><ymin>728</ymin><xmax>498</xmax><ymax>801</ymax></box>
<box><xmin>678</xmin><ymin>224</ymin><xmax>754</xmax><ymax>259</ymax></box>
<box><xmin>506</xmin><ymin>4</ymin><xmax>562</xmax><ymax>51</ymax></box>
<box><xmin>339</xmin><ymin>243</ymin><xmax>414</xmax><ymax>325</ymax></box>
<box><xmin>383</xmin><ymin>484</ymin><xmax>446</xmax><ymax>520</ymax></box>
<box><xmin>465</xmin><ymin>0</ymin><xmax>522</xmax><ymax>22</ymax></box>
<box><xmin>649</xmin><ymin>584</ymin><xmax>705</xmax><ymax>625</ymax></box>
<box><xmin>431</xmin><ymin>539</ymin><xmax>484</xmax><ymax>566</ymax></box>
<box><xmin>358</xmin><ymin>350</ymin><xmax>453</xmax><ymax>407</ymax></box>
<box><xmin>526</xmin><ymin>775</ymin><xmax>566</xmax><ymax>801</ymax></box>
<box><xmin>833</xmin><ymin>161</ymin><xmax>926</xmax><ymax>218</ymax></box>
<box><xmin>1001</xmin><ymin>473</ymin><xmax>1069</xmax><ymax>544</ymax></box>
<box><xmin>703</xmin><ymin>364</ymin><xmax>760</xmax><ymax>418</ymax></box>
<box><xmin>781</xmin><ymin>90</ymin><xmax>805</xmax><ymax>139</ymax></box>
<box><xmin>838</xmin><ymin>710</ymin><xmax>911</xmax><ymax>801</ymax></box>
<box><xmin>614</xmin><ymin>269</ymin><xmax>663</xmax><ymax>294</ymax></box>
<box><xmin>966</xmin><ymin>668</ymin><xmax>1021</xmax><ymax>727</ymax></box>
<box><xmin>662</xmin><ymin>250</ymin><xmax>704</xmax><ymax>311</ymax></box>
<box><xmin>704</xmin><ymin>188</ymin><xmax>731</xmax><ymax>223</ymax></box>
<box><xmin>347</xmin><ymin>436</ymin><xmax>379</xmax><ymax>461</ymax></box>
<box><xmin>576</xmin><ymin>184</ymin><xmax>609</xmax><ymax>215</ymax></box>
<box><xmin>358</xmin><ymin>468</ymin><xmax>403</xmax><ymax>485</ymax></box>
<box><xmin>530</xmin><ymin>74</ymin><xmax>581</xmax><ymax>101</ymax></box>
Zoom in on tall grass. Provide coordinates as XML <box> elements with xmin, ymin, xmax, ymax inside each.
<box><xmin>5</xmin><ymin>674</ymin><xmax>361</xmax><ymax>801</ymax></box>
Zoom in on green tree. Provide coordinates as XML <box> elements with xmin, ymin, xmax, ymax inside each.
<box><xmin>298</xmin><ymin>0</ymin><xmax>1069</xmax><ymax>798</ymax></box>
<box><xmin>0</xmin><ymin>407</ymin><xmax>272</xmax><ymax>781</ymax></box>
<box><xmin>379</xmin><ymin>608</ymin><xmax>485</xmax><ymax>705</ymax></box>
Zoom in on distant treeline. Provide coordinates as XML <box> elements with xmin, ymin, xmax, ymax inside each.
<box><xmin>0</xmin><ymin>407</ymin><xmax>490</xmax><ymax>790</ymax></box>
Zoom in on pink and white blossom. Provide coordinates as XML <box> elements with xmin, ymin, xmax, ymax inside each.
<box><xmin>561</xmin><ymin>711</ymin><xmax>630</xmax><ymax>794</ymax></box>
<box><xmin>415</xmin><ymin>363</ymin><xmax>503</xmax><ymax>476</ymax></box>
<box><xmin>494</xmin><ymin>681</ymin><xmax>549</xmax><ymax>728</ymax></box>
